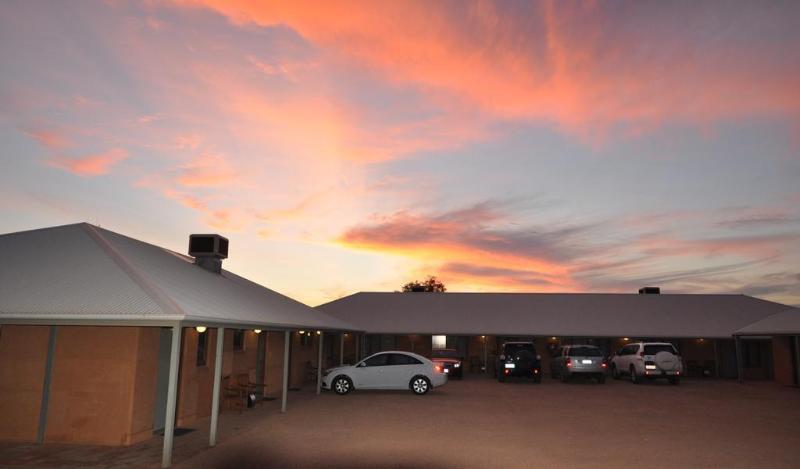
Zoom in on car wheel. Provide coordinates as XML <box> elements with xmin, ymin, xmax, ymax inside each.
<box><xmin>629</xmin><ymin>366</ymin><xmax>639</xmax><ymax>384</ymax></box>
<box><xmin>332</xmin><ymin>375</ymin><xmax>352</xmax><ymax>395</ymax></box>
<box><xmin>410</xmin><ymin>376</ymin><xmax>431</xmax><ymax>395</ymax></box>
<box><xmin>611</xmin><ymin>364</ymin><xmax>620</xmax><ymax>380</ymax></box>
<box><xmin>669</xmin><ymin>376</ymin><xmax>680</xmax><ymax>385</ymax></box>
<box><xmin>598</xmin><ymin>374</ymin><xmax>606</xmax><ymax>384</ymax></box>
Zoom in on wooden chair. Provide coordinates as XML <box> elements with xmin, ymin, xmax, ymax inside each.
<box><xmin>236</xmin><ymin>373</ymin><xmax>266</xmax><ymax>408</ymax></box>
<box><xmin>221</xmin><ymin>375</ymin><xmax>245</xmax><ymax>413</ymax></box>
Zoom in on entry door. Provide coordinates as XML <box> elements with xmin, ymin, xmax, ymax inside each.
<box><xmin>153</xmin><ymin>327</ymin><xmax>172</xmax><ymax>432</ymax></box>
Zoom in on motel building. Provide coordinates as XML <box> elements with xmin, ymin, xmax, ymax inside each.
<box><xmin>318</xmin><ymin>292</ymin><xmax>800</xmax><ymax>385</ymax></box>
<box><xmin>1</xmin><ymin>223</ymin><xmax>800</xmax><ymax>467</ymax></box>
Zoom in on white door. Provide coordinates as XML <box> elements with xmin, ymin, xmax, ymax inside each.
<box><xmin>352</xmin><ymin>353</ymin><xmax>391</xmax><ymax>388</ymax></box>
<box><xmin>386</xmin><ymin>353</ymin><xmax>423</xmax><ymax>388</ymax></box>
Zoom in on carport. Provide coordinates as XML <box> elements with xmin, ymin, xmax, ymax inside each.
<box><xmin>319</xmin><ymin>292</ymin><xmax>791</xmax><ymax>379</ymax></box>
<box><xmin>734</xmin><ymin>308</ymin><xmax>800</xmax><ymax>386</ymax></box>
<box><xmin>0</xmin><ymin>223</ymin><xmax>357</xmax><ymax>468</ymax></box>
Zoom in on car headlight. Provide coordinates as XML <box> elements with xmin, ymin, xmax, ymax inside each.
<box><xmin>454</xmin><ymin>363</ymin><xmax>461</xmax><ymax>368</ymax></box>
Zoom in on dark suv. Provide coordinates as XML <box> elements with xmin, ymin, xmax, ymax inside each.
<box><xmin>496</xmin><ymin>342</ymin><xmax>542</xmax><ymax>383</ymax></box>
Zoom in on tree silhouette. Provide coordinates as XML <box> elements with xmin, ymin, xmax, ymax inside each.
<box><xmin>401</xmin><ymin>276</ymin><xmax>446</xmax><ymax>292</ymax></box>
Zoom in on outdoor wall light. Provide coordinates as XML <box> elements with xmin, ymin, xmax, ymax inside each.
<box><xmin>195</xmin><ymin>326</ymin><xmax>207</xmax><ymax>333</ymax></box>
<box><xmin>254</xmin><ymin>329</ymin><xmax>262</xmax><ymax>334</ymax></box>
<box><xmin>622</xmin><ymin>337</ymin><xmax>629</xmax><ymax>341</ymax></box>
<box><xmin>550</xmin><ymin>336</ymin><xmax>557</xmax><ymax>340</ymax></box>
<box><xmin>316</xmin><ymin>330</ymin><xmax>321</xmax><ymax>335</ymax></box>
<box><xmin>299</xmin><ymin>330</ymin><xmax>305</xmax><ymax>334</ymax></box>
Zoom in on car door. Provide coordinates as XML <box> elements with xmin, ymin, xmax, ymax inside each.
<box><xmin>388</xmin><ymin>353</ymin><xmax>425</xmax><ymax>388</ymax></box>
<box><xmin>352</xmin><ymin>353</ymin><xmax>390</xmax><ymax>389</ymax></box>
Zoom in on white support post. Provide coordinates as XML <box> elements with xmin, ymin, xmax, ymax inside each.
<box><xmin>281</xmin><ymin>330</ymin><xmax>290</xmax><ymax>413</ymax></box>
<box><xmin>209</xmin><ymin>327</ymin><xmax>225</xmax><ymax>447</ymax></box>
<box><xmin>161</xmin><ymin>325</ymin><xmax>183</xmax><ymax>468</ymax></box>
<box><xmin>340</xmin><ymin>333</ymin><xmax>345</xmax><ymax>366</ymax></box>
<box><xmin>317</xmin><ymin>332</ymin><xmax>324</xmax><ymax>395</ymax></box>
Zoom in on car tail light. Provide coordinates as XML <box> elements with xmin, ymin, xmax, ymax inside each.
<box><xmin>504</xmin><ymin>369</ymin><xmax>510</xmax><ymax>375</ymax></box>
<box><xmin>601</xmin><ymin>360</ymin><xmax>608</xmax><ymax>368</ymax></box>
<box><xmin>565</xmin><ymin>358</ymin><xmax>572</xmax><ymax>368</ymax></box>
<box><xmin>534</xmin><ymin>369</ymin><xmax>539</xmax><ymax>374</ymax></box>
<box><xmin>434</xmin><ymin>365</ymin><xmax>443</xmax><ymax>373</ymax></box>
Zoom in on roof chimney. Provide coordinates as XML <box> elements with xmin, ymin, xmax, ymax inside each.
<box><xmin>189</xmin><ymin>234</ymin><xmax>228</xmax><ymax>274</ymax></box>
<box><xmin>638</xmin><ymin>286</ymin><xmax>660</xmax><ymax>295</ymax></box>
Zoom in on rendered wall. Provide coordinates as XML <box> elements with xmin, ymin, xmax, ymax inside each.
<box><xmin>45</xmin><ymin>326</ymin><xmax>140</xmax><ymax>445</ymax></box>
<box><xmin>0</xmin><ymin>325</ymin><xmax>50</xmax><ymax>442</ymax></box>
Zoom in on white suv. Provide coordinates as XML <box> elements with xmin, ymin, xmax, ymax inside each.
<box><xmin>610</xmin><ymin>342</ymin><xmax>683</xmax><ymax>385</ymax></box>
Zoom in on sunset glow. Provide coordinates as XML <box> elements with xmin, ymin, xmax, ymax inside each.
<box><xmin>1</xmin><ymin>1</ymin><xmax>799</xmax><ymax>305</ymax></box>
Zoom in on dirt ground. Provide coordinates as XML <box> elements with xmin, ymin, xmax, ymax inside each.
<box><xmin>2</xmin><ymin>376</ymin><xmax>799</xmax><ymax>468</ymax></box>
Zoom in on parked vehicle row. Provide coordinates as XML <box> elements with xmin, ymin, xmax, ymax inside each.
<box><xmin>321</xmin><ymin>340</ymin><xmax>684</xmax><ymax>396</ymax></box>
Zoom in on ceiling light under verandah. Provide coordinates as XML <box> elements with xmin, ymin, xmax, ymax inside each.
<box><xmin>195</xmin><ymin>326</ymin><xmax>207</xmax><ymax>333</ymax></box>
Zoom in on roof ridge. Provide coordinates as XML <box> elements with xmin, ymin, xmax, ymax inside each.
<box><xmin>81</xmin><ymin>224</ymin><xmax>186</xmax><ymax>319</ymax></box>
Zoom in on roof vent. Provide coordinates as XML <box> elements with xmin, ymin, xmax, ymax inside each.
<box><xmin>638</xmin><ymin>286</ymin><xmax>660</xmax><ymax>295</ymax></box>
<box><xmin>189</xmin><ymin>234</ymin><xmax>228</xmax><ymax>274</ymax></box>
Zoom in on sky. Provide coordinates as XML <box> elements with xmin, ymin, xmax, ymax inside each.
<box><xmin>1</xmin><ymin>0</ymin><xmax>799</xmax><ymax>307</ymax></box>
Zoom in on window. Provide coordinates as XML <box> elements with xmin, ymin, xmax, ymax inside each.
<box><xmin>390</xmin><ymin>353</ymin><xmax>423</xmax><ymax>365</ymax></box>
<box><xmin>196</xmin><ymin>330</ymin><xmax>208</xmax><ymax>366</ymax></box>
<box><xmin>568</xmin><ymin>346</ymin><xmax>602</xmax><ymax>357</ymax></box>
<box><xmin>233</xmin><ymin>329</ymin><xmax>245</xmax><ymax>352</ymax></box>
<box><xmin>363</xmin><ymin>353</ymin><xmax>389</xmax><ymax>367</ymax></box>
<box><xmin>432</xmin><ymin>335</ymin><xmax>446</xmax><ymax>349</ymax></box>
<box><xmin>643</xmin><ymin>344</ymin><xmax>678</xmax><ymax>356</ymax></box>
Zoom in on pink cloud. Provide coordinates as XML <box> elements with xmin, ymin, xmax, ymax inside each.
<box><xmin>175</xmin><ymin>153</ymin><xmax>238</xmax><ymax>188</ymax></box>
<box><xmin>46</xmin><ymin>148</ymin><xmax>129</xmax><ymax>177</ymax></box>
<box><xmin>21</xmin><ymin>126</ymin><xmax>69</xmax><ymax>150</ymax></box>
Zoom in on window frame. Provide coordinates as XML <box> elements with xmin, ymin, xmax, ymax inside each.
<box><xmin>196</xmin><ymin>330</ymin><xmax>209</xmax><ymax>367</ymax></box>
<box><xmin>233</xmin><ymin>329</ymin><xmax>246</xmax><ymax>352</ymax></box>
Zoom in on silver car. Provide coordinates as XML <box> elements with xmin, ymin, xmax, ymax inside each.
<box><xmin>550</xmin><ymin>344</ymin><xmax>607</xmax><ymax>383</ymax></box>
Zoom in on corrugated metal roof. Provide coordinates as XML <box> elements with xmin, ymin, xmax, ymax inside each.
<box><xmin>0</xmin><ymin>223</ymin><xmax>355</xmax><ymax>330</ymax></box>
<box><xmin>734</xmin><ymin>308</ymin><xmax>800</xmax><ymax>336</ymax></box>
<box><xmin>317</xmin><ymin>292</ymin><xmax>791</xmax><ymax>338</ymax></box>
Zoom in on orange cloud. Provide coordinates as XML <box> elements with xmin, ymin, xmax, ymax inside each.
<box><xmin>180</xmin><ymin>0</ymin><xmax>800</xmax><ymax>139</ymax></box>
<box><xmin>21</xmin><ymin>126</ymin><xmax>69</xmax><ymax>149</ymax></box>
<box><xmin>47</xmin><ymin>148</ymin><xmax>129</xmax><ymax>177</ymax></box>
<box><xmin>176</xmin><ymin>153</ymin><xmax>238</xmax><ymax>188</ymax></box>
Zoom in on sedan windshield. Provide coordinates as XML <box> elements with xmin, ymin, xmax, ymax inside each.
<box><xmin>568</xmin><ymin>346</ymin><xmax>603</xmax><ymax>357</ymax></box>
<box><xmin>432</xmin><ymin>349</ymin><xmax>460</xmax><ymax>359</ymax></box>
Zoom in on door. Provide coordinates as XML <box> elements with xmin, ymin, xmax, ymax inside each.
<box><xmin>352</xmin><ymin>353</ymin><xmax>390</xmax><ymax>388</ymax></box>
<box><xmin>153</xmin><ymin>327</ymin><xmax>172</xmax><ymax>433</ymax></box>
<box><xmin>387</xmin><ymin>353</ymin><xmax>422</xmax><ymax>388</ymax></box>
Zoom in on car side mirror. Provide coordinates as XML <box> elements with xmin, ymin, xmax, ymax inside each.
<box><xmin>356</xmin><ymin>362</ymin><xmax>366</xmax><ymax>368</ymax></box>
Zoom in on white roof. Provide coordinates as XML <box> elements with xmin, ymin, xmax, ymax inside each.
<box><xmin>0</xmin><ymin>223</ymin><xmax>355</xmax><ymax>331</ymax></box>
<box><xmin>318</xmin><ymin>292</ymin><xmax>790</xmax><ymax>338</ymax></box>
<box><xmin>734</xmin><ymin>308</ymin><xmax>800</xmax><ymax>336</ymax></box>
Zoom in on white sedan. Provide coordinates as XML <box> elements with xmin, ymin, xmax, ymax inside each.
<box><xmin>322</xmin><ymin>351</ymin><xmax>448</xmax><ymax>395</ymax></box>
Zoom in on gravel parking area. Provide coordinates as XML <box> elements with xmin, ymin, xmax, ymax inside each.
<box><xmin>180</xmin><ymin>376</ymin><xmax>799</xmax><ymax>469</ymax></box>
<box><xmin>2</xmin><ymin>377</ymin><xmax>797</xmax><ymax>468</ymax></box>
